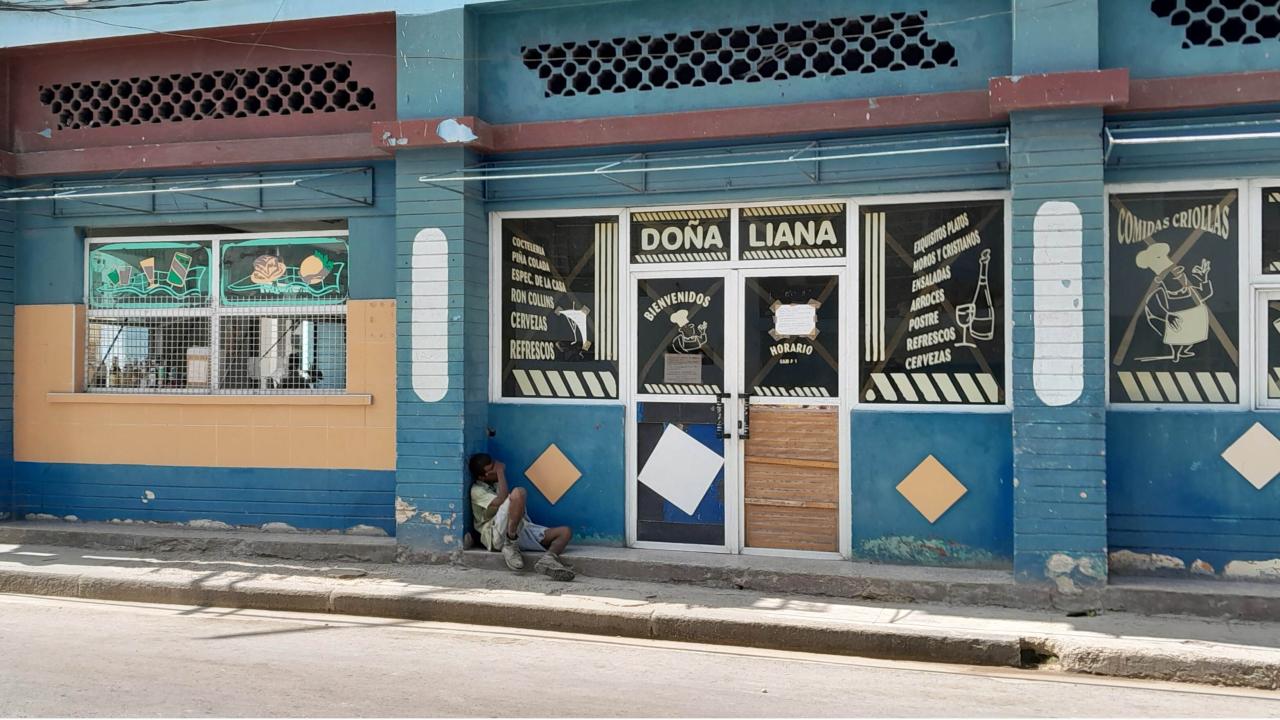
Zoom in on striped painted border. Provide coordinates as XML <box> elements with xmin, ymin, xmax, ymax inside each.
<box><xmin>753</xmin><ymin>386</ymin><xmax>832</xmax><ymax>397</ymax></box>
<box><xmin>512</xmin><ymin>369</ymin><xmax>618</xmax><ymax>399</ymax></box>
<box><xmin>633</xmin><ymin>251</ymin><xmax>730</xmax><ymax>263</ymax></box>
<box><xmin>865</xmin><ymin>372</ymin><xmax>1001</xmax><ymax>404</ymax></box>
<box><xmin>741</xmin><ymin>247</ymin><xmax>844</xmax><ymax>259</ymax></box>
<box><xmin>1115</xmin><ymin>370</ymin><xmax>1237</xmax><ymax>403</ymax></box>
<box><xmin>593</xmin><ymin>222</ymin><xmax>618</xmax><ymax>362</ymax></box>
<box><xmin>741</xmin><ymin>203</ymin><xmax>844</xmax><ymax>217</ymax></box>
<box><xmin>632</xmin><ymin>209</ymin><xmax>729</xmax><ymax>221</ymax></box>
<box><xmin>642</xmin><ymin>383</ymin><xmax>723</xmax><ymax>395</ymax></box>
<box><xmin>863</xmin><ymin>211</ymin><xmax>886</xmax><ymax>362</ymax></box>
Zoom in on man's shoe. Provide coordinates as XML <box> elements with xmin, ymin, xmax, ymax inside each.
<box><xmin>535</xmin><ymin>553</ymin><xmax>575</xmax><ymax>581</ymax></box>
<box><xmin>500</xmin><ymin>537</ymin><xmax>525</xmax><ymax>570</ymax></box>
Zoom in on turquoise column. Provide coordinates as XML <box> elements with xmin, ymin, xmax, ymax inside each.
<box><xmin>0</xmin><ymin>178</ymin><xmax>11</xmax><ymax>521</ymax></box>
<box><xmin>1009</xmin><ymin>0</ymin><xmax>1109</xmax><ymax>594</ymax></box>
<box><xmin>392</xmin><ymin>9</ymin><xmax>488</xmax><ymax>555</ymax></box>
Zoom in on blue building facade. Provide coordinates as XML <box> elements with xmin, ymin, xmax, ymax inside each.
<box><xmin>3</xmin><ymin>0</ymin><xmax>1280</xmax><ymax>591</ymax></box>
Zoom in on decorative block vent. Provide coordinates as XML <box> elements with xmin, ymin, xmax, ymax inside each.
<box><xmin>520</xmin><ymin>11</ymin><xmax>957</xmax><ymax>98</ymax></box>
<box><xmin>37</xmin><ymin>61</ymin><xmax>377</xmax><ymax>131</ymax></box>
<box><xmin>1151</xmin><ymin>0</ymin><xmax>1280</xmax><ymax>47</ymax></box>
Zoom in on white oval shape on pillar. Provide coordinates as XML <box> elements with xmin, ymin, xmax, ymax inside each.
<box><xmin>1033</xmin><ymin>201</ymin><xmax>1084</xmax><ymax>407</ymax></box>
<box><xmin>412</xmin><ymin>228</ymin><xmax>449</xmax><ymax>403</ymax></box>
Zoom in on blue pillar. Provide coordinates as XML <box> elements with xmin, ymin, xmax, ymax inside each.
<box><xmin>1009</xmin><ymin>0</ymin><xmax>1109</xmax><ymax>593</ymax></box>
<box><xmin>0</xmin><ymin>181</ymin><xmax>12</xmax><ymax>521</ymax></box>
<box><xmin>393</xmin><ymin>9</ymin><xmax>488</xmax><ymax>556</ymax></box>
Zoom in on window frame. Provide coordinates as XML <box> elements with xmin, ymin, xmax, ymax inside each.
<box><xmin>1251</xmin><ymin>178</ymin><xmax>1280</xmax><ymax>409</ymax></box>
<box><xmin>1103</xmin><ymin>179</ymin><xmax>1251</xmax><ymax>411</ymax></box>
<box><xmin>488</xmin><ymin>191</ymin><xmax>1011</xmax><ymax>412</ymax></box>
<box><xmin>847</xmin><ymin>190</ymin><xmax>1013</xmax><ymax>413</ymax></box>
<box><xmin>489</xmin><ymin>208</ymin><xmax>627</xmax><ymax>406</ymax></box>
<box><xmin>83</xmin><ymin>229</ymin><xmax>350</xmax><ymax>395</ymax></box>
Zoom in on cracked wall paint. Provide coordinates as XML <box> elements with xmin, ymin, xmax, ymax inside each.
<box><xmin>1044</xmin><ymin>552</ymin><xmax>1106</xmax><ymax>594</ymax></box>
<box><xmin>1224</xmin><ymin>559</ymin><xmax>1280</xmax><ymax>581</ymax></box>
<box><xmin>435</xmin><ymin>118</ymin><xmax>477</xmax><ymax>143</ymax></box>
<box><xmin>1109</xmin><ymin>549</ymin><xmax>1185</xmax><ymax>573</ymax></box>
<box><xmin>140</xmin><ymin>490</ymin><xmax>155</xmax><ymax>504</ymax></box>
<box><xmin>857</xmin><ymin>535</ymin><xmax>1001</xmax><ymax>568</ymax></box>
<box><xmin>395</xmin><ymin>497</ymin><xmax>418</xmax><ymax>524</ymax></box>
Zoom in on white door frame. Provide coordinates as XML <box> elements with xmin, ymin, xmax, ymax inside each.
<box><xmin>625</xmin><ymin>264</ymin><xmax>849</xmax><ymax>558</ymax></box>
<box><xmin>735</xmin><ymin>265</ymin><xmax>849</xmax><ymax>560</ymax></box>
<box><xmin>627</xmin><ymin>268</ymin><xmax>740</xmax><ymax>554</ymax></box>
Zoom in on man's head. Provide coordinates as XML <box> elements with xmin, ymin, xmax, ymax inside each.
<box><xmin>469</xmin><ymin>453</ymin><xmax>495</xmax><ymax>482</ymax></box>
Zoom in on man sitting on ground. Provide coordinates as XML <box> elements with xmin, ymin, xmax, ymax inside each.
<box><xmin>469</xmin><ymin>453</ymin><xmax>575</xmax><ymax>581</ymax></box>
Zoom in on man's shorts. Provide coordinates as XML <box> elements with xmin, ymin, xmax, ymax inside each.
<box><xmin>492</xmin><ymin>497</ymin><xmax>549</xmax><ymax>551</ymax></box>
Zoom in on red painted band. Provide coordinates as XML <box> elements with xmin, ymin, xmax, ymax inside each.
<box><xmin>11</xmin><ymin>133</ymin><xmax>388</xmax><ymax>178</ymax></box>
<box><xmin>371</xmin><ymin>90</ymin><xmax>1001</xmax><ymax>154</ymax></box>
<box><xmin>989</xmin><ymin>69</ymin><xmax>1130</xmax><ymax>112</ymax></box>
<box><xmin>1128</xmin><ymin>70</ymin><xmax>1280</xmax><ymax>113</ymax></box>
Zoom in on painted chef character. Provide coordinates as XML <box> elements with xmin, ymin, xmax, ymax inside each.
<box><xmin>1135</xmin><ymin>242</ymin><xmax>1213</xmax><ymax>363</ymax></box>
<box><xmin>669</xmin><ymin>308</ymin><xmax>708</xmax><ymax>353</ymax></box>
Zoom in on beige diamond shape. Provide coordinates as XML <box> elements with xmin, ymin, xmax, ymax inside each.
<box><xmin>897</xmin><ymin>454</ymin><xmax>967</xmax><ymax>524</ymax></box>
<box><xmin>1222</xmin><ymin>422</ymin><xmax>1280</xmax><ymax>490</ymax></box>
<box><xmin>524</xmin><ymin>443</ymin><xmax>582</xmax><ymax>505</ymax></box>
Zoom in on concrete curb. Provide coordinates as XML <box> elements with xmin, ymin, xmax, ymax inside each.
<box><xmin>0</xmin><ymin>523</ymin><xmax>395</xmax><ymax>564</ymax></box>
<box><xmin>3</xmin><ymin>566</ymin><xmax>1278</xmax><ymax>690</ymax></box>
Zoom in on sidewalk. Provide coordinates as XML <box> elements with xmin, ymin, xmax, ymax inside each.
<box><xmin>2</xmin><ymin>539</ymin><xmax>1279</xmax><ymax>690</ymax></box>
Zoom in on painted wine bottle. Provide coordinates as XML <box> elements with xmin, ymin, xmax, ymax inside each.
<box><xmin>969</xmin><ymin>248</ymin><xmax>995</xmax><ymax>341</ymax></box>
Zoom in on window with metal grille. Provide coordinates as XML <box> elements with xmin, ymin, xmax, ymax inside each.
<box><xmin>39</xmin><ymin>61</ymin><xmax>377</xmax><ymax>131</ymax></box>
<box><xmin>85</xmin><ymin>233</ymin><xmax>348</xmax><ymax>394</ymax></box>
<box><xmin>520</xmin><ymin>11</ymin><xmax>958</xmax><ymax>98</ymax></box>
<box><xmin>1151</xmin><ymin>0</ymin><xmax>1280</xmax><ymax>47</ymax></box>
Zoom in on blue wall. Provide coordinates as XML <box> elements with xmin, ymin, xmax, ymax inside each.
<box><xmin>1102</xmin><ymin>0</ymin><xmax>1280</xmax><ymax>79</ymax></box>
<box><xmin>851</xmin><ymin>411</ymin><xmax>1013</xmax><ymax>567</ymax></box>
<box><xmin>15</xmin><ymin>161</ymin><xmax>397</xmax><ymax>306</ymax></box>
<box><xmin>0</xmin><ymin>180</ymin><xmax>12</xmax><ymax>520</ymax></box>
<box><xmin>487</xmin><ymin>403</ymin><xmax>626</xmax><ymax>546</ymax></box>
<box><xmin>1109</xmin><ymin>412</ymin><xmax>1280</xmax><ymax>574</ymax></box>
<box><xmin>13</xmin><ymin>463</ymin><xmax>395</xmax><ymax>533</ymax></box>
<box><xmin>476</xmin><ymin>0</ymin><xmax>1010</xmax><ymax>123</ymax></box>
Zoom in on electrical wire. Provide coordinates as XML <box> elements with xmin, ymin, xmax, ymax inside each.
<box><xmin>18</xmin><ymin>3</ymin><xmax>1081</xmax><ymax>64</ymax></box>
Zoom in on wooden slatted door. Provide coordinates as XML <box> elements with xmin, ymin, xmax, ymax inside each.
<box><xmin>742</xmin><ymin>405</ymin><xmax>839</xmax><ymax>552</ymax></box>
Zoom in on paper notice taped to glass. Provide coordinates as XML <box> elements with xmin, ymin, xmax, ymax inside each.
<box><xmin>775</xmin><ymin>303</ymin><xmax>817</xmax><ymax>337</ymax></box>
<box><xmin>663</xmin><ymin>353</ymin><xmax>703</xmax><ymax>384</ymax></box>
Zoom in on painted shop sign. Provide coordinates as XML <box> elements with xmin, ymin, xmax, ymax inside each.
<box><xmin>631</xmin><ymin>208</ymin><xmax>730</xmax><ymax>263</ymax></box>
<box><xmin>743</xmin><ymin>275</ymin><xmax>839</xmax><ymax>398</ymax></box>
<box><xmin>859</xmin><ymin>200</ymin><xmax>1005</xmax><ymax>405</ymax></box>
<box><xmin>500</xmin><ymin>216</ymin><xmax>620</xmax><ymax>399</ymax></box>
<box><xmin>89</xmin><ymin>241</ymin><xmax>211</xmax><ymax>309</ymax></box>
<box><xmin>1108</xmin><ymin>189</ymin><xmax>1239</xmax><ymax>404</ymax></box>
<box><xmin>1263</xmin><ymin>186</ymin><xmax>1280</xmax><ymax>274</ymax></box>
<box><xmin>738</xmin><ymin>203</ymin><xmax>846</xmax><ymax>261</ymax></box>
<box><xmin>636</xmin><ymin>276</ymin><xmax>725</xmax><ymax>395</ymax></box>
<box><xmin>221</xmin><ymin>237</ymin><xmax>348</xmax><ymax>306</ymax></box>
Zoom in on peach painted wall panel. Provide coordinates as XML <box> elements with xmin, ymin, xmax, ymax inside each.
<box><xmin>15</xmin><ymin>300</ymin><xmax>396</xmax><ymax>470</ymax></box>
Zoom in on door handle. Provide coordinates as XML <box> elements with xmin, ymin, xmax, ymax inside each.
<box><xmin>714</xmin><ymin>392</ymin><xmax>732</xmax><ymax>439</ymax></box>
<box><xmin>738</xmin><ymin>393</ymin><xmax>752</xmax><ymax>440</ymax></box>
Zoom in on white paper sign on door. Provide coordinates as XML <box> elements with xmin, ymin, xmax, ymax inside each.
<box><xmin>774</xmin><ymin>303</ymin><xmax>817</xmax><ymax>337</ymax></box>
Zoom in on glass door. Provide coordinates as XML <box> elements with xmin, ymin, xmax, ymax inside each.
<box><xmin>738</xmin><ymin>270</ymin><xmax>843</xmax><ymax>554</ymax></box>
<box><xmin>631</xmin><ymin>271</ymin><xmax>737</xmax><ymax>551</ymax></box>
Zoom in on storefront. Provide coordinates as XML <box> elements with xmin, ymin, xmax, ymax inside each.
<box><xmin>490</xmin><ymin>195</ymin><xmax>1007</xmax><ymax>558</ymax></box>
<box><xmin>5</xmin><ymin>0</ymin><xmax>1280</xmax><ymax>589</ymax></box>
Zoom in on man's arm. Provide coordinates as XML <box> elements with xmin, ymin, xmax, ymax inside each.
<box><xmin>486</xmin><ymin>462</ymin><xmax>510</xmax><ymax>510</ymax></box>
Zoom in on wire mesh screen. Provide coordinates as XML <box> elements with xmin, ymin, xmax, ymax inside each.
<box><xmin>218</xmin><ymin>314</ymin><xmax>346</xmax><ymax>393</ymax></box>
<box><xmin>86</xmin><ymin>316</ymin><xmax>212</xmax><ymax>391</ymax></box>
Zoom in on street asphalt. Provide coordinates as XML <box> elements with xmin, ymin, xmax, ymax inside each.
<box><xmin>2</xmin><ymin>593</ymin><xmax>1279</xmax><ymax>717</ymax></box>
